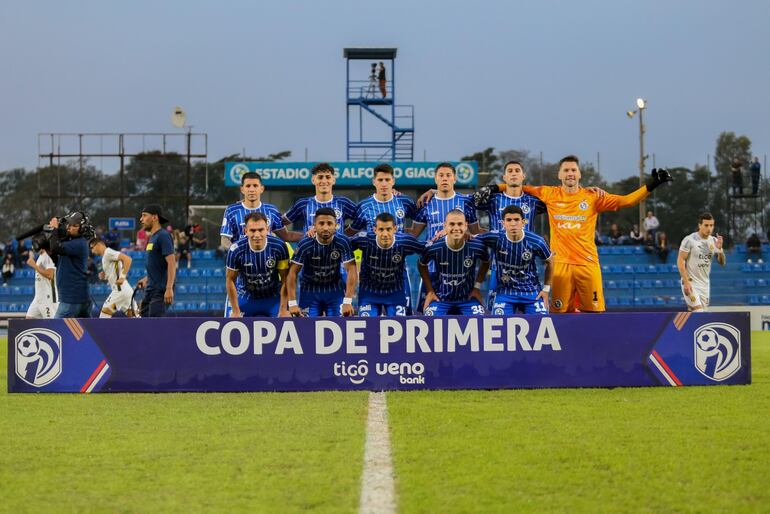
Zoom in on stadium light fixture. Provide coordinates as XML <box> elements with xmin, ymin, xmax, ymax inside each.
<box><xmin>628</xmin><ymin>98</ymin><xmax>648</xmax><ymax>230</ymax></box>
<box><xmin>636</xmin><ymin>98</ymin><xmax>646</xmax><ymax>109</ymax></box>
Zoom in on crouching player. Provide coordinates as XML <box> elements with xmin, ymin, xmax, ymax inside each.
<box><xmin>477</xmin><ymin>206</ymin><xmax>553</xmax><ymax>314</ymax></box>
<box><xmin>89</xmin><ymin>238</ymin><xmax>137</xmax><ymax>317</ymax></box>
<box><xmin>352</xmin><ymin>212</ymin><xmax>425</xmax><ymax>316</ymax></box>
<box><xmin>286</xmin><ymin>207</ymin><xmax>358</xmax><ymax>317</ymax></box>
<box><xmin>225</xmin><ymin>213</ymin><xmax>290</xmax><ymax>317</ymax></box>
<box><xmin>418</xmin><ymin>209</ymin><xmax>490</xmax><ymax>316</ymax></box>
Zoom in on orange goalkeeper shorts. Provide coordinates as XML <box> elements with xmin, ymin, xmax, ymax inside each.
<box><xmin>550</xmin><ymin>262</ymin><xmax>605</xmax><ymax>313</ymax></box>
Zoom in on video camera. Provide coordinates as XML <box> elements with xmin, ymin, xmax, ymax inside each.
<box><xmin>16</xmin><ymin>211</ymin><xmax>96</xmax><ymax>251</ymax></box>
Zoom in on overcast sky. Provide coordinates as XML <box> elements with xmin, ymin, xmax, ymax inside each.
<box><xmin>2</xmin><ymin>0</ymin><xmax>768</xmax><ymax>182</ymax></box>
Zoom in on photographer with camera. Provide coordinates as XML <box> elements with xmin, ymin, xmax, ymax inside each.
<box><xmin>48</xmin><ymin>212</ymin><xmax>92</xmax><ymax>318</ymax></box>
<box><xmin>135</xmin><ymin>205</ymin><xmax>176</xmax><ymax>317</ymax></box>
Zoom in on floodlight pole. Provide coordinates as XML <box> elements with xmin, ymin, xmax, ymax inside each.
<box><xmin>636</xmin><ymin>103</ymin><xmax>647</xmax><ymax>231</ymax></box>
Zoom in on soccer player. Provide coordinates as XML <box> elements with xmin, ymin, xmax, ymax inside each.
<box><xmin>286</xmin><ymin>207</ymin><xmax>358</xmax><ymax>317</ymax></box>
<box><xmin>477</xmin><ymin>161</ymin><xmax>546</xmax><ymax>232</ymax></box>
<box><xmin>352</xmin><ymin>212</ymin><xmax>425</xmax><ymax>316</ymax></box>
<box><xmin>477</xmin><ymin>155</ymin><xmax>671</xmax><ymax>313</ymax></box>
<box><xmin>225</xmin><ymin>213</ymin><xmax>290</xmax><ymax>317</ymax></box>
<box><xmin>411</xmin><ymin>162</ymin><xmax>481</xmax><ymax>312</ymax></box>
<box><xmin>89</xmin><ymin>238</ymin><xmax>137</xmax><ymax>317</ymax></box>
<box><xmin>477</xmin><ymin>206</ymin><xmax>553</xmax><ymax>315</ymax></box>
<box><xmin>25</xmin><ymin>248</ymin><xmax>58</xmax><ymax>319</ymax></box>
<box><xmin>349</xmin><ymin>163</ymin><xmax>418</xmax><ymax>233</ymax></box>
<box><xmin>418</xmin><ymin>209</ymin><xmax>489</xmax><ymax>316</ymax></box>
<box><xmin>677</xmin><ymin>212</ymin><xmax>725</xmax><ymax>312</ymax></box>
<box><xmin>283</xmin><ymin>162</ymin><xmax>357</xmax><ymax>235</ymax></box>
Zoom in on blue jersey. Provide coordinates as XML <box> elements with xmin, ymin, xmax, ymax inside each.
<box><xmin>351</xmin><ymin>194</ymin><xmax>418</xmax><ymax>233</ymax></box>
<box><xmin>352</xmin><ymin>232</ymin><xmax>425</xmax><ymax>295</ymax></box>
<box><xmin>226</xmin><ymin>235</ymin><xmax>290</xmax><ymax>299</ymax></box>
<box><xmin>220</xmin><ymin>202</ymin><xmax>284</xmax><ymax>243</ymax></box>
<box><xmin>291</xmin><ymin>235</ymin><xmax>355</xmax><ymax>293</ymax></box>
<box><xmin>284</xmin><ymin>195</ymin><xmax>357</xmax><ymax>234</ymax></box>
<box><xmin>477</xmin><ymin>231</ymin><xmax>552</xmax><ymax>295</ymax></box>
<box><xmin>478</xmin><ymin>192</ymin><xmax>545</xmax><ymax>232</ymax></box>
<box><xmin>413</xmin><ymin>193</ymin><xmax>478</xmax><ymax>240</ymax></box>
<box><xmin>419</xmin><ymin>238</ymin><xmax>489</xmax><ymax>302</ymax></box>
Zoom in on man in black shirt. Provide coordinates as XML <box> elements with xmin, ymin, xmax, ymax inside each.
<box><xmin>136</xmin><ymin>205</ymin><xmax>177</xmax><ymax>317</ymax></box>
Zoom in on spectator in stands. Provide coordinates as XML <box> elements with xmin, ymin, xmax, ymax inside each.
<box><xmin>731</xmin><ymin>157</ymin><xmax>743</xmax><ymax>195</ymax></box>
<box><xmin>607</xmin><ymin>223</ymin><xmax>625</xmax><ymax>245</ymax></box>
<box><xmin>2</xmin><ymin>254</ymin><xmax>14</xmax><ymax>286</ymax></box>
<box><xmin>643</xmin><ymin>231</ymin><xmax>655</xmax><ymax>255</ymax></box>
<box><xmin>629</xmin><ymin>224</ymin><xmax>644</xmax><ymax>244</ymax></box>
<box><xmin>594</xmin><ymin>229</ymin><xmax>603</xmax><ymax>246</ymax></box>
<box><xmin>746</xmin><ymin>233</ymin><xmax>763</xmax><ymax>263</ymax></box>
<box><xmin>655</xmin><ymin>232</ymin><xmax>670</xmax><ymax>263</ymax></box>
<box><xmin>643</xmin><ymin>210</ymin><xmax>660</xmax><ymax>240</ymax></box>
<box><xmin>136</xmin><ymin>226</ymin><xmax>148</xmax><ymax>251</ymax></box>
<box><xmin>104</xmin><ymin>227</ymin><xmax>120</xmax><ymax>251</ymax></box>
<box><xmin>175</xmin><ymin>229</ymin><xmax>191</xmax><ymax>269</ymax></box>
<box><xmin>750</xmin><ymin>156</ymin><xmax>761</xmax><ymax>196</ymax></box>
<box><xmin>192</xmin><ymin>224</ymin><xmax>207</xmax><ymax>249</ymax></box>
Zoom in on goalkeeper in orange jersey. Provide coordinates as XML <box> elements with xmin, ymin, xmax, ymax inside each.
<box><xmin>473</xmin><ymin>155</ymin><xmax>671</xmax><ymax>313</ymax></box>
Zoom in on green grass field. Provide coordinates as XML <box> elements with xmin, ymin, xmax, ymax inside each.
<box><xmin>2</xmin><ymin>333</ymin><xmax>769</xmax><ymax>513</ymax></box>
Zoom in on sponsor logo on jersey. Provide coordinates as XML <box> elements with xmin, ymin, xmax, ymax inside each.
<box><xmin>15</xmin><ymin>328</ymin><xmax>62</xmax><ymax>387</ymax></box>
<box><xmin>694</xmin><ymin>323</ymin><xmax>741</xmax><ymax>381</ymax></box>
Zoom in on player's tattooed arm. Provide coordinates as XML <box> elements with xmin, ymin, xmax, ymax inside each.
<box><xmin>225</xmin><ymin>268</ymin><xmax>241</xmax><ymax>317</ymax></box>
<box><xmin>286</xmin><ymin>263</ymin><xmax>304</xmax><ymax>317</ymax></box>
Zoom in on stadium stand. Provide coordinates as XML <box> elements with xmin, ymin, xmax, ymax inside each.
<box><xmin>1</xmin><ymin>245</ymin><xmax>769</xmax><ymax>314</ymax></box>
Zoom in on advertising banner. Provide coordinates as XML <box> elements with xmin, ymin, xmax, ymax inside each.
<box><xmin>108</xmin><ymin>217</ymin><xmax>136</xmax><ymax>230</ymax></box>
<box><xmin>8</xmin><ymin>312</ymin><xmax>750</xmax><ymax>393</ymax></box>
<box><xmin>223</xmin><ymin>161</ymin><xmax>478</xmax><ymax>188</ymax></box>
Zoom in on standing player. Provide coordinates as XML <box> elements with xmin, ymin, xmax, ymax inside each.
<box><xmin>286</xmin><ymin>207</ymin><xmax>358</xmax><ymax>317</ymax></box>
<box><xmin>89</xmin><ymin>238</ymin><xmax>137</xmax><ymax>317</ymax></box>
<box><xmin>352</xmin><ymin>212</ymin><xmax>425</xmax><ymax>316</ymax></box>
<box><xmin>225</xmin><ymin>213</ymin><xmax>290</xmax><ymax>317</ymax></box>
<box><xmin>411</xmin><ymin>162</ymin><xmax>481</xmax><ymax>312</ymax></box>
<box><xmin>25</xmin><ymin>248</ymin><xmax>58</xmax><ymax>319</ymax></box>
<box><xmin>677</xmin><ymin>213</ymin><xmax>725</xmax><ymax>312</ymax></box>
<box><xmin>283</xmin><ymin>162</ymin><xmax>357</xmax><ymax>235</ymax></box>
<box><xmin>418</xmin><ymin>210</ymin><xmax>489</xmax><ymax>316</ymax></box>
<box><xmin>349</xmin><ymin>163</ymin><xmax>418</xmax><ymax>233</ymax></box>
<box><xmin>478</xmin><ymin>155</ymin><xmax>671</xmax><ymax>313</ymax></box>
<box><xmin>477</xmin><ymin>206</ymin><xmax>553</xmax><ymax>315</ymax></box>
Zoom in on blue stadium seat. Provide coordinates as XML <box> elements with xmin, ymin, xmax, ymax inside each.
<box><xmin>757</xmin><ymin>279</ymin><xmax>768</xmax><ymax>288</ymax></box>
<box><xmin>212</xmin><ymin>268</ymin><xmax>224</xmax><ymax>278</ymax></box>
<box><xmin>736</xmin><ymin>245</ymin><xmax>746</xmax><ymax>254</ymax></box>
<box><xmin>605</xmin><ymin>280</ymin><xmax>617</xmax><ymax>289</ymax></box>
<box><xmin>188</xmin><ymin>284</ymin><xmax>200</xmax><ymax>294</ymax></box>
<box><xmin>21</xmin><ymin>286</ymin><xmax>33</xmax><ymax>295</ymax></box>
<box><xmin>188</xmin><ymin>269</ymin><xmax>201</xmax><ymax>278</ymax></box>
<box><xmin>749</xmin><ymin>295</ymin><xmax>760</xmax><ymax>305</ymax></box>
<box><xmin>202</xmin><ymin>250</ymin><xmax>215</xmax><ymax>260</ymax></box>
<box><xmin>201</xmin><ymin>269</ymin><xmax>213</xmax><ymax>277</ymax></box>
<box><xmin>653</xmin><ymin>280</ymin><xmax>664</xmax><ymax>289</ymax></box>
<box><xmin>176</xmin><ymin>284</ymin><xmax>189</xmax><ymax>295</ymax></box>
<box><xmin>633</xmin><ymin>246</ymin><xmax>644</xmax><ymax>255</ymax></box>
<box><xmin>610</xmin><ymin>265</ymin><xmax>624</xmax><ymax>274</ymax></box>
<box><xmin>176</xmin><ymin>268</ymin><xmax>189</xmax><ymax>278</ymax></box>
<box><xmin>619</xmin><ymin>297</ymin><xmax>631</xmax><ymax>306</ymax></box>
<box><xmin>606</xmin><ymin>297</ymin><xmax>619</xmax><ymax>306</ymax></box>
<box><xmin>174</xmin><ymin>302</ymin><xmax>187</xmax><ymax>311</ymax></box>
<box><xmin>762</xmin><ymin>296</ymin><xmax>770</xmax><ymax>305</ymax></box>
<box><xmin>655</xmin><ymin>296</ymin><xmax>665</xmax><ymax>305</ymax></box>
<box><xmin>209</xmin><ymin>302</ymin><xmax>224</xmax><ymax>312</ymax></box>
<box><xmin>7</xmin><ymin>303</ymin><xmax>19</xmax><ymax>312</ymax></box>
<box><xmin>621</xmin><ymin>246</ymin><xmax>633</xmax><ymax>255</ymax></box>
<box><xmin>598</xmin><ymin>246</ymin><xmax>610</xmax><ymax>255</ymax></box>
<box><xmin>11</xmin><ymin>286</ymin><xmax>22</xmax><ymax>295</ymax></box>
<box><xmin>198</xmin><ymin>301</ymin><xmax>208</xmax><ymax>310</ymax></box>
<box><xmin>609</xmin><ymin>246</ymin><xmax>622</xmax><ymax>255</ymax></box>
<box><xmin>741</xmin><ymin>264</ymin><xmax>752</xmax><ymax>272</ymax></box>
<box><xmin>601</xmin><ymin>265</ymin><xmax>611</xmax><ymax>274</ymax></box>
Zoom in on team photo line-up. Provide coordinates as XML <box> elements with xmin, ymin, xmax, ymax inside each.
<box><xmin>28</xmin><ymin>154</ymin><xmax>729</xmax><ymax>319</ymax></box>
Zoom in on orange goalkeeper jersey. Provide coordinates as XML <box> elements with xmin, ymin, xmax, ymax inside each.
<box><xmin>522</xmin><ymin>185</ymin><xmax>648</xmax><ymax>266</ymax></box>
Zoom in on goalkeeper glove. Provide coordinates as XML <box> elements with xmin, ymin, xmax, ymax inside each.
<box><xmin>472</xmin><ymin>184</ymin><xmax>501</xmax><ymax>207</ymax></box>
<box><xmin>646</xmin><ymin>168</ymin><xmax>672</xmax><ymax>192</ymax></box>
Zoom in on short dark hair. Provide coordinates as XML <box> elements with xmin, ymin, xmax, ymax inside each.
<box><xmin>314</xmin><ymin>207</ymin><xmax>337</xmax><ymax>221</ymax></box>
<box><xmin>241</xmin><ymin>172</ymin><xmax>262</xmax><ymax>185</ymax></box>
<box><xmin>558</xmin><ymin>155</ymin><xmax>580</xmax><ymax>167</ymax></box>
<box><xmin>502</xmin><ymin>205</ymin><xmax>524</xmax><ymax>218</ymax></box>
<box><xmin>88</xmin><ymin>237</ymin><xmax>104</xmax><ymax>248</ymax></box>
<box><xmin>503</xmin><ymin>160</ymin><xmax>525</xmax><ymax>172</ymax></box>
<box><xmin>311</xmin><ymin>162</ymin><xmax>335</xmax><ymax>175</ymax></box>
<box><xmin>698</xmin><ymin>212</ymin><xmax>714</xmax><ymax>224</ymax></box>
<box><xmin>375</xmin><ymin>212</ymin><xmax>395</xmax><ymax>225</ymax></box>
<box><xmin>435</xmin><ymin>162</ymin><xmax>456</xmax><ymax>175</ymax></box>
<box><xmin>444</xmin><ymin>208</ymin><xmax>466</xmax><ymax>221</ymax></box>
<box><xmin>373</xmin><ymin>163</ymin><xmax>394</xmax><ymax>176</ymax></box>
<box><xmin>244</xmin><ymin>212</ymin><xmax>268</xmax><ymax>225</ymax></box>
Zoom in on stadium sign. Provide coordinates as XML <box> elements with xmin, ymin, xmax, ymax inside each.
<box><xmin>7</xmin><ymin>312</ymin><xmax>750</xmax><ymax>393</ymax></box>
<box><xmin>108</xmin><ymin>217</ymin><xmax>136</xmax><ymax>230</ymax></box>
<box><xmin>224</xmin><ymin>161</ymin><xmax>478</xmax><ymax>187</ymax></box>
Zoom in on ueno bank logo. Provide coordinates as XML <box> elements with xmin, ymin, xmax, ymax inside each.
<box><xmin>693</xmin><ymin>322</ymin><xmax>741</xmax><ymax>381</ymax></box>
<box><xmin>15</xmin><ymin>328</ymin><xmax>62</xmax><ymax>387</ymax></box>
<box><xmin>333</xmin><ymin>359</ymin><xmax>426</xmax><ymax>385</ymax></box>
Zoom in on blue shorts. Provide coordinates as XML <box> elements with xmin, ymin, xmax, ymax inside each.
<box><xmin>424</xmin><ymin>298</ymin><xmax>485</xmax><ymax>316</ymax></box>
<box><xmin>239</xmin><ymin>296</ymin><xmax>280</xmax><ymax>317</ymax></box>
<box><xmin>491</xmin><ymin>292</ymin><xmax>547</xmax><ymax>315</ymax></box>
<box><xmin>358</xmin><ymin>290</ymin><xmax>409</xmax><ymax>317</ymax></box>
<box><xmin>300</xmin><ymin>290</ymin><xmax>345</xmax><ymax>317</ymax></box>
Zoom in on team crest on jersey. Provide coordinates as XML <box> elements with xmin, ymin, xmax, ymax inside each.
<box><xmin>330</xmin><ymin>250</ymin><xmax>341</xmax><ymax>260</ymax></box>
<box><xmin>395</xmin><ymin>208</ymin><xmax>405</xmax><ymax>219</ymax></box>
<box><xmin>334</xmin><ymin>208</ymin><xmax>343</xmax><ymax>219</ymax></box>
<box><xmin>578</xmin><ymin>200</ymin><xmax>589</xmax><ymax>210</ymax></box>
<box><xmin>266</xmin><ymin>257</ymin><xmax>276</xmax><ymax>269</ymax></box>
<box><xmin>522</xmin><ymin>250</ymin><xmax>533</xmax><ymax>261</ymax></box>
<box><xmin>521</xmin><ymin>204</ymin><xmax>530</xmax><ymax>214</ymax></box>
<box><xmin>392</xmin><ymin>253</ymin><xmax>402</xmax><ymax>263</ymax></box>
<box><xmin>463</xmin><ymin>257</ymin><xmax>473</xmax><ymax>268</ymax></box>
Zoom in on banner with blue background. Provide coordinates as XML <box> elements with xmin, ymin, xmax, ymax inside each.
<box><xmin>224</xmin><ymin>161</ymin><xmax>478</xmax><ymax>187</ymax></box>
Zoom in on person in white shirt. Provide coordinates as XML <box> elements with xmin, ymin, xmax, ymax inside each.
<box><xmin>643</xmin><ymin>210</ymin><xmax>660</xmax><ymax>238</ymax></box>
<box><xmin>89</xmin><ymin>238</ymin><xmax>137</xmax><ymax>317</ymax></box>
<box><xmin>25</xmin><ymin>249</ymin><xmax>58</xmax><ymax>319</ymax></box>
<box><xmin>677</xmin><ymin>212</ymin><xmax>725</xmax><ymax>311</ymax></box>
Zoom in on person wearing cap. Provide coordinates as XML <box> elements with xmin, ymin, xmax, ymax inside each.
<box><xmin>136</xmin><ymin>205</ymin><xmax>176</xmax><ymax>317</ymax></box>
<box><xmin>48</xmin><ymin>212</ymin><xmax>92</xmax><ymax>318</ymax></box>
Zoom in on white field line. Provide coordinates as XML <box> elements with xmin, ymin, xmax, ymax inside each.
<box><xmin>359</xmin><ymin>391</ymin><xmax>397</xmax><ymax>514</ymax></box>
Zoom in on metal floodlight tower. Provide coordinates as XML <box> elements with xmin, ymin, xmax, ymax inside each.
<box><xmin>627</xmin><ymin>98</ymin><xmax>647</xmax><ymax>230</ymax></box>
<box><xmin>344</xmin><ymin>47</ymin><xmax>414</xmax><ymax>161</ymax></box>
